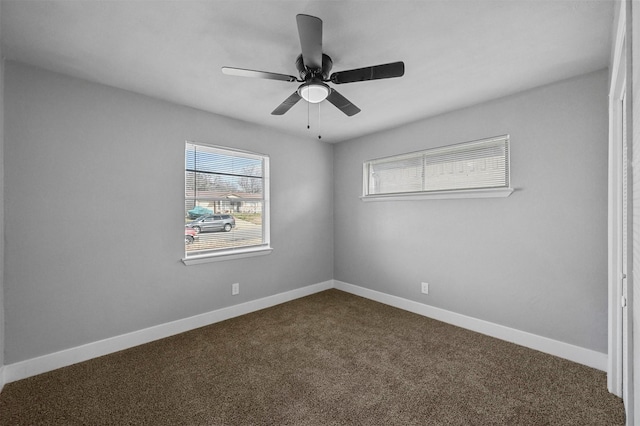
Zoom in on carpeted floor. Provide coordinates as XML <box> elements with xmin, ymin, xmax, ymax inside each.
<box><xmin>0</xmin><ymin>289</ymin><xmax>625</xmax><ymax>425</ymax></box>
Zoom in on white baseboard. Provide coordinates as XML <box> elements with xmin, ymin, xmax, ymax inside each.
<box><xmin>2</xmin><ymin>279</ymin><xmax>607</xmax><ymax>385</ymax></box>
<box><xmin>334</xmin><ymin>280</ymin><xmax>607</xmax><ymax>371</ymax></box>
<box><xmin>3</xmin><ymin>280</ymin><xmax>333</xmax><ymax>384</ymax></box>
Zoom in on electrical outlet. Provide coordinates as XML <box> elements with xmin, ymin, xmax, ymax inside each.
<box><xmin>232</xmin><ymin>282</ymin><xmax>240</xmax><ymax>295</ymax></box>
<box><xmin>421</xmin><ymin>282</ymin><xmax>429</xmax><ymax>294</ymax></box>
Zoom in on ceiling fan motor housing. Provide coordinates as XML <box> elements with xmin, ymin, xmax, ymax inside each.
<box><xmin>296</xmin><ymin>53</ymin><xmax>333</xmax><ymax>81</ymax></box>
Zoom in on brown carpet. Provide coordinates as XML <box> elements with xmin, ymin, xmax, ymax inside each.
<box><xmin>0</xmin><ymin>289</ymin><xmax>625</xmax><ymax>425</ymax></box>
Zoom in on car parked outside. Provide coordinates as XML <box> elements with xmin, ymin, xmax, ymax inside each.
<box><xmin>186</xmin><ymin>214</ymin><xmax>236</xmax><ymax>233</ymax></box>
<box><xmin>185</xmin><ymin>228</ymin><xmax>199</xmax><ymax>244</ymax></box>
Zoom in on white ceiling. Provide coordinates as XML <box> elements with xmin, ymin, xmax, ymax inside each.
<box><xmin>1</xmin><ymin>0</ymin><xmax>614</xmax><ymax>143</ymax></box>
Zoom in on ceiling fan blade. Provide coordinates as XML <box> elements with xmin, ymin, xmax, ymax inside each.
<box><xmin>330</xmin><ymin>61</ymin><xmax>405</xmax><ymax>84</ymax></box>
<box><xmin>271</xmin><ymin>92</ymin><xmax>302</xmax><ymax>115</ymax></box>
<box><xmin>326</xmin><ymin>89</ymin><xmax>361</xmax><ymax>116</ymax></box>
<box><xmin>222</xmin><ymin>67</ymin><xmax>298</xmax><ymax>82</ymax></box>
<box><xmin>296</xmin><ymin>14</ymin><xmax>323</xmax><ymax>70</ymax></box>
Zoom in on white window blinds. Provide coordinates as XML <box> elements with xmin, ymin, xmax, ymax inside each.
<box><xmin>364</xmin><ymin>135</ymin><xmax>510</xmax><ymax>197</ymax></box>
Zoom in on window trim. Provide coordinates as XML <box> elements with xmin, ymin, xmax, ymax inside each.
<box><xmin>182</xmin><ymin>246</ymin><xmax>273</xmax><ymax>265</ymax></box>
<box><xmin>182</xmin><ymin>141</ymin><xmax>271</xmax><ymax>265</ymax></box>
<box><xmin>361</xmin><ymin>135</ymin><xmax>512</xmax><ymax>201</ymax></box>
<box><xmin>360</xmin><ymin>187</ymin><xmax>513</xmax><ymax>202</ymax></box>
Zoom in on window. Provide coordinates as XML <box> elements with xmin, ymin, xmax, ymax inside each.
<box><xmin>362</xmin><ymin>135</ymin><xmax>512</xmax><ymax>200</ymax></box>
<box><xmin>183</xmin><ymin>142</ymin><xmax>270</xmax><ymax>264</ymax></box>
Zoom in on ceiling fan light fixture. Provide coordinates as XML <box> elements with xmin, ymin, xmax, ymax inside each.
<box><xmin>298</xmin><ymin>81</ymin><xmax>330</xmax><ymax>103</ymax></box>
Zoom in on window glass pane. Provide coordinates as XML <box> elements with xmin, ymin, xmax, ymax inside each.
<box><xmin>369</xmin><ymin>157</ymin><xmax>423</xmax><ymax>194</ymax></box>
<box><xmin>185</xmin><ymin>201</ymin><xmax>264</xmax><ymax>254</ymax></box>
<box><xmin>424</xmin><ymin>141</ymin><xmax>507</xmax><ymax>191</ymax></box>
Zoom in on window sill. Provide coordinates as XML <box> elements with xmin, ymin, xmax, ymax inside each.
<box><xmin>182</xmin><ymin>246</ymin><xmax>273</xmax><ymax>265</ymax></box>
<box><xmin>360</xmin><ymin>187</ymin><xmax>514</xmax><ymax>202</ymax></box>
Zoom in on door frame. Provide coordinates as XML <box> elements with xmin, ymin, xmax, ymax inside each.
<box><xmin>607</xmin><ymin>4</ymin><xmax>633</xmax><ymax>424</ymax></box>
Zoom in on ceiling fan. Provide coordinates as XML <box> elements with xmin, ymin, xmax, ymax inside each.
<box><xmin>222</xmin><ymin>14</ymin><xmax>405</xmax><ymax>117</ymax></box>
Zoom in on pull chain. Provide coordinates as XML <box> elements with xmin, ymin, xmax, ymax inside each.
<box><xmin>317</xmin><ymin>102</ymin><xmax>322</xmax><ymax>140</ymax></box>
<box><xmin>304</xmin><ymin>100</ymin><xmax>322</xmax><ymax>140</ymax></box>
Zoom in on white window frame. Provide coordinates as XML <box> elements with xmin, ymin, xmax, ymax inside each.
<box><xmin>361</xmin><ymin>135</ymin><xmax>513</xmax><ymax>201</ymax></box>
<box><xmin>182</xmin><ymin>142</ymin><xmax>271</xmax><ymax>265</ymax></box>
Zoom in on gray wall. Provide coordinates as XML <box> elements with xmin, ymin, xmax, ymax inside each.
<box><xmin>3</xmin><ymin>62</ymin><xmax>334</xmax><ymax>364</ymax></box>
<box><xmin>334</xmin><ymin>70</ymin><xmax>609</xmax><ymax>353</ymax></box>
